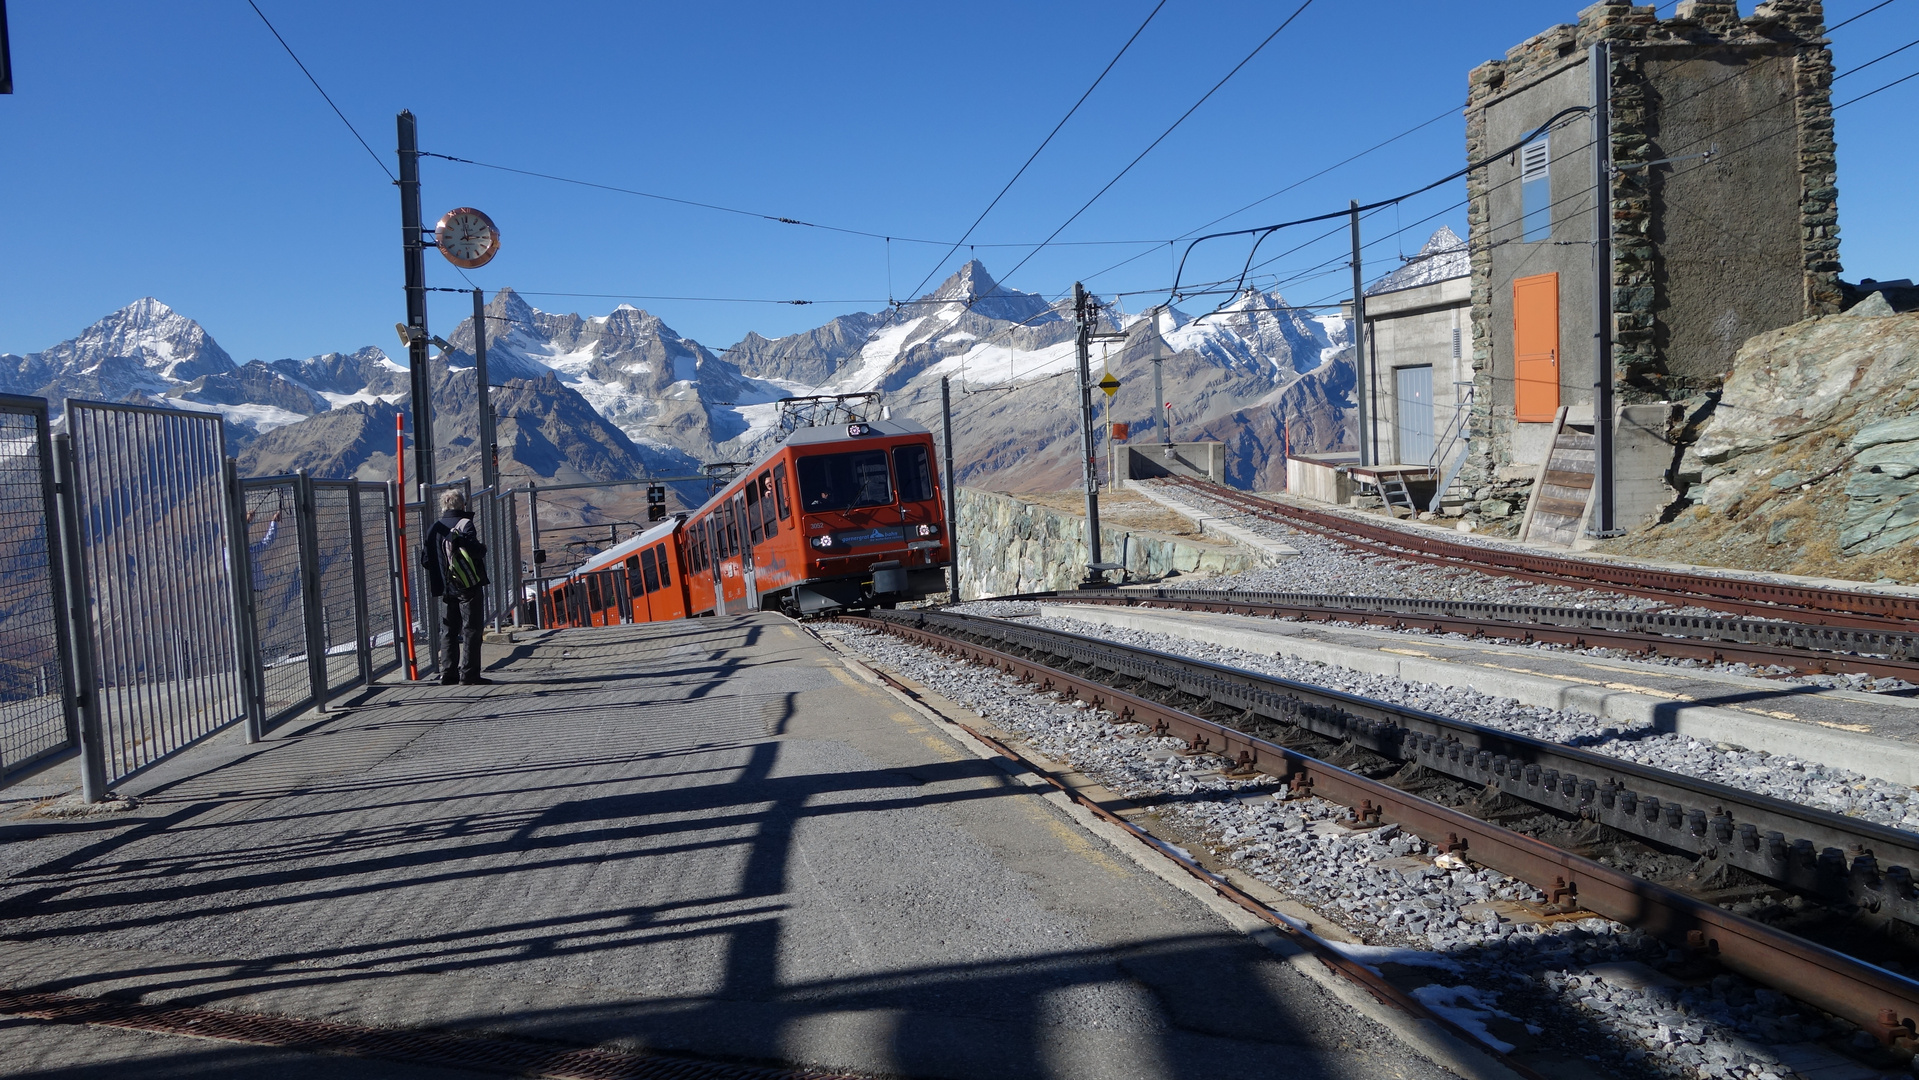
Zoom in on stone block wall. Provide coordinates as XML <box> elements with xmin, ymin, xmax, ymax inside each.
<box><xmin>1459</xmin><ymin>0</ymin><xmax>1839</xmax><ymax>508</ymax></box>
<box><xmin>954</xmin><ymin>489</ymin><xmax>1259</xmax><ymax>599</ymax></box>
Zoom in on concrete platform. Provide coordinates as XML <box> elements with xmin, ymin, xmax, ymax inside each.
<box><xmin>1131</xmin><ymin>484</ymin><xmax>1300</xmax><ymax>564</ymax></box>
<box><xmin>1039</xmin><ymin>602</ymin><xmax>1919</xmax><ymax>786</ymax></box>
<box><xmin>0</xmin><ymin>615</ymin><xmax>1454</xmax><ymax>1080</ymax></box>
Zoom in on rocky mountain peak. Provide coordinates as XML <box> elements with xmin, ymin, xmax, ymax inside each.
<box><xmin>66</xmin><ymin>297</ymin><xmax>234</xmax><ymax>382</ymax></box>
<box><xmin>921</xmin><ymin>260</ymin><xmax>1057</xmax><ymax>325</ymax></box>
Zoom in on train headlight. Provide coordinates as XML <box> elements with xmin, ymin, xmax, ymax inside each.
<box><xmin>910</xmin><ymin>523</ymin><xmax>941</xmax><ymax>538</ymax></box>
<box><xmin>809</xmin><ymin>535</ymin><xmax>835</xmax><ymax>550</ymax></box>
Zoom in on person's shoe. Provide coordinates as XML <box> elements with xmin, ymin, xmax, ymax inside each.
<box><xmin>440</xmin><ymin>679</ymin><xmax>460</xmax><ymax>686</ymax></box>
<box><xmin>464</xmin><ymin>675</ymin><xmax>496</xmax><ymax>685</ymax></box>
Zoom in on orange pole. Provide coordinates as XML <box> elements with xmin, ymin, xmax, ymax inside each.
<box><xmin>395</xmin><ymin>413</ymin><xmax>420</xmax><ymax>681</ymax></box>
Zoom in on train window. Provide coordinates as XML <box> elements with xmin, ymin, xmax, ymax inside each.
<box><xmin>773</xmin><ymin>463</ymin><xmax>791</xmax><ymax>519</ymax></box>
<box><xmin>759</xmin><ymin>471</ymin><xmax>778</xmax><ymax>538</ymax></box>
<box><xmin>728</xmin><ymin>501</ymin><xmax>743</xmax><ymax>555</ymax></box>
<box><xmin>641</xmin><ymin>547</ymin><xmax>660</xmax><ymax>593</ymax></box>
<box><xmin>654</xmin><ymin>543</ymin><xmax>671</xmax><ymax>587</ymax></box>
<box><xmin>895</xmin><ymin>444</ymin><xmax>935</xmax><ymax>503</ymax></box>
<box><xmin>587</xmin><ymin>575</ymin><xmax>603</xmax><ymax>613</ymax></box>
<box><xmin>746</xmin><ymin>478</ymin><xmax>764</xmax><ymax>546</ymax></box>
<box><xmin>797</xmin><ymin>450</ymin><xmax>892</xmax><ymax>511</ymax></box>
<box><xmin>626</xmin><ymin>556</ymin><xmax>644</xmax><ymax>597</ymax></box>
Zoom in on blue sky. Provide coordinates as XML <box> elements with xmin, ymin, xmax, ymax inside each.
<box><xmin>2</xmin><ymin>1</ymin><xmax>1913</xmax><ymax>363</ymax></box>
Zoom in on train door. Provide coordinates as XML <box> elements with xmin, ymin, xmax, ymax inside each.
<box><xmin>709</xmin><ymin>516</ymin><xmax>727</xmax><ymax>614</ymax></box>
<box><xmin>733</xmin><ymin>492</ymin><xmax>756</xmax><ymax>608</ymax></box>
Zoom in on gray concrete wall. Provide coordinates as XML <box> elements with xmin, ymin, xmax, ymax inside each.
<box><xmin>1481</xmin><ymin>56</ymin><xmax>1598</xmax><ymax>470</ymax></box>
<box><xmin>1111</xmin><ymin>442</ymin><xmax>1228</xmax><ymax>487</ymax></box>
<box><xmin>1362</xmin><ymin>276</ymin><xmax>1472</xmax><ymax>467</ymax></box>
<box><xmin>954</xmin><ymin>488</ymin><xmax>1258</xmax><ymax>599</ymax></box>
<box><xmin>1641</xmin><ymin>48</ymin><xmax>1805</xmax><ymax>384</ymax></box>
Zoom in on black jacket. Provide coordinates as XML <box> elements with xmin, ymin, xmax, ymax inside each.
<box><xmin>420</xmin><ymin>512</ymin><xmax>489</xmax><ymax>597</ymax></box>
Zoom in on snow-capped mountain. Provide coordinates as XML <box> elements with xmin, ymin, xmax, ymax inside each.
<box><xmin>437</xmin><ymin>288</ymin><xmax>797</xmax><ymax>463</ymax></box>
<box><xmin>4</xmin><ymin>241</ymin><xmax>1389</xmax><ymax>495</ymax></box>
<box><xmin>0</xmin><ymin>298</ymin><xmax>238</xmax><ymax>412</ymax></box>
<box><xmin>1367</xmin><ymin>225</ymin><xmax>1468</xmax><ymax>295</ymax></box>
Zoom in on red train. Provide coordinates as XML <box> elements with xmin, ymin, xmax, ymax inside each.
<box><xmin>540</xmin><ymin>419</ymin><xmax>951</xmax><ymax>626</ymax></box>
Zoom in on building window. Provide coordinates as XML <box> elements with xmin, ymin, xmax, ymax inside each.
<box><xmin>1521</xmin><ymin>138</ymin><xmax>1551</xmax><ymax>242</ymax></box>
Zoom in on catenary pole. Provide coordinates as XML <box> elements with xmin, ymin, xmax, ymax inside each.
<box><xmin>1074</xmin><ymin>283</ymin><xmax>1104</xmax><ymax>586</ymax></box>
<box><xmin>1590</xmin><ymin>41</ymin><xmax>1618</xmax><ymax>536</ymax></box>
<box><xmin>940</xmin><ymin>376</ymin><xmax>960</xmax><ymax>603</ymax></box>
<box><xmin>397</xmin><ymin>111</ymin><xmax>436</xmax><ymax>490</ymax></box>
<box><xmin>1153</xmin><ymin>355</ymin><xmax>1168</xmax><ymax>443</ymax></box>
<box><xmin>1349</xmin><ymin>200</ymin><xmax>1371</xmax><ymax>468</ymax></box>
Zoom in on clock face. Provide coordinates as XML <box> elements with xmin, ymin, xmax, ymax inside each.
<box><xmin>434</xmin><ymin>207</ymin><xmax>500</xmax><ymax>269</ymax></box>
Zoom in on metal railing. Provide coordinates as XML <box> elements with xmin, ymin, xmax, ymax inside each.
<box><xmin>1426</xmin><ymin>383</ymin><xmax>1477</xmax><ymax>512</ymax></box>
<box><xmin>0</xmin><ymin>395</ymin><xmax>77</xmax><ymax>781</ymax></box>
<box><xmin>60</xmin><ymin>401</ymin><xmax>250</xmax><ymax>794</ymax></box>
<box><xmin>3</xmin><ymin>395</ymin><xmax>544</xmax><ymax>798</ymax></box>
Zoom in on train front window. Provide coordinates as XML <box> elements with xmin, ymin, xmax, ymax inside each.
<box><xmin>797</xmin><ymin>450</ymin><xmax>892</xmax><ymax>512</ymax></box>
<box><xmin>894</xmin><ymin>444</ymin><xmax>935</xmax><ymax>503</ymax></box>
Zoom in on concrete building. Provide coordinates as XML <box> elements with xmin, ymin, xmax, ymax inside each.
<box><xmin>1354</xmin><ymin>227</ymin><xmax>1474</xmax><ymax>491</ymax></box>
<box><xmin>1460</xmin><ymin>0</ymin><xmax>1839</xmax><ymax>535</ymax></box>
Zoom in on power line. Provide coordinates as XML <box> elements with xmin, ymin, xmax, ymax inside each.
<box><xmin>904</xmin><ymin>0</ymin><xmax>1168</xmax><ymax>301</ymax></box>
<box><xmin>243</xmin><ymin>1</ymin><xmax>393</xmax><ymax>182</ymax></box>
<box><xmin>982</xmin><ymin>0</ymin><xmax>1320</xmax><ymax>297</ymax></box>
<box><xmin>419</xmin><ymin>150</ymin><xmax>1173</xmax><ymax>253</ymax></box>
<box><xmin>1831</xmin><ymin>0</ymin><xmax>1904</xmax><ymax>32</ymax></box>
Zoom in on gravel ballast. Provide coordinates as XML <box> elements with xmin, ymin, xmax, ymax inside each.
<box><xmin>985</xmin><ymin>608</ymin><xmax>1919</xmax><ymax>836</ymax></box>
<box><xmin>824</xmin><ymin>620</ymin><xmax>1892</xmax><ymax>1080</ymax></box>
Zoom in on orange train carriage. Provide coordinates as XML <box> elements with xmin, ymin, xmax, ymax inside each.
<box><xmin>541</xmin><ymin>419</ymin><xmax>951</xmax><ymax>626</ymax></box>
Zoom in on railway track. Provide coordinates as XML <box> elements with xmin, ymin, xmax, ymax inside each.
<box><xmin>1034</xmin><ymin>586</ymin><xmax>1919</xmax><ymax>683</ymax></box>
<box><xmin>1163</xmin><ymin>476</ymin><xmax>1919</xmax><ymax>630</ymax></box>
<box><xmin>851</xmin><ymin>607</ymin><xmax>1919</xmax><ymax>1049</ymax></box>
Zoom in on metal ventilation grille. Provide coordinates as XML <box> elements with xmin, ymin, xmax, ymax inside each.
<box><xmin>1520</xmin><ymin>138</ymin><xmax>1550</xmax><ymax>181</ymax></box>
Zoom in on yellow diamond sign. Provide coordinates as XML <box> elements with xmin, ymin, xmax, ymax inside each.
<box><xmin>1098</xmin><ymin>372</ymin><xmax>1120</xmax><ymax>398</ymax></box>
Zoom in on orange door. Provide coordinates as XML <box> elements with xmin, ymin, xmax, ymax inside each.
<box><xmin>1513</xmin><ymin>272</ymin><xmax>1560</xmax><ymax>422</ymax></box>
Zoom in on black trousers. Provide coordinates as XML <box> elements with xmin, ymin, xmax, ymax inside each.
<box><xmin>442</xmin><ymin>588</ymin><xmax>485</xmax><ymax>683</ymax></box>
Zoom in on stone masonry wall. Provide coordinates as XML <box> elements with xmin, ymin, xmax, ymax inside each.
<box><xmin>1460</xmin><ymin>1</ymin><xmax>1838</xmax><ymax>507</ymax></box>
<box><xmin>954</xmin><ymin>489</ymin><xmax>1259</xmax><ymax>599</ymax></box>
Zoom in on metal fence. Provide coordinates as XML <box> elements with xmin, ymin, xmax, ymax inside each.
<box><xmin>0</xmin><ymin>395</ymin><xmax>76</xmax><ymax>780</ymax></box>
<box><xmin>1</xmin><ymin>395</ymin><xmax>535</xmax><ymax>798</ymax></box>
<box><xmin>61</xmin><ymin>401</ymin><xmax>250</xmax><ymax>792</ymax></box>
<box><xmin>238</xmin><ymin>473</ymin><xmax>401</xmax><ymax>730</ymax></box>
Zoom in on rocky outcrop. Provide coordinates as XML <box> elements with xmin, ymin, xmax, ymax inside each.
<box><xmin>1605</xmin><ymin>306</ymin><xmax>1919</xmax><ymax>577</ymax></box>
<box><xmin>955</xmin><ymin>488</ymin><xmax>1259</xmax><ymax>599</ymax></box>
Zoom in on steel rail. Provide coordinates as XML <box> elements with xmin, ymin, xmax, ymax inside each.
<box><xmin>908</xmin><ymin>607</ymin><xmax>1919</xmax><ymax>930</ymax></box>
<box><xmin>1164</xmin><ymin>477</ymin><xmax>1919</xmax><ymax>628</ymax></box>
<box><xmin>1037</xmin><ymin>588</ymin><xmax>1919</xmax><ymax>681</ymax></box>
<box><xmin>851</xmin><ymin>609</ymin><xmax>1919</xmax><ymax>1047</ymax></box>
<box><xmin>859</xmin><ymin>664</ymin><xmax>1546</xmax><ymax>1079</ymax></box>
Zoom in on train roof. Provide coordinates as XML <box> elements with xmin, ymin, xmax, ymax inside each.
<box><xmin>782</xmin><ymin>418</ymin><xmax>931</xmax><ymax>447</ymax></box>
<box><xmin>565</xmin><ymin>514</ymin><xmax>681</xmax><ymax>579</ymax></box>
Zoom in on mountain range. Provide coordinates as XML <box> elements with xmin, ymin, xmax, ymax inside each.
<box><xmin>0</xmin><ymin>243</ymin><xmax>1432</xmax><ymax>497</ymax></box>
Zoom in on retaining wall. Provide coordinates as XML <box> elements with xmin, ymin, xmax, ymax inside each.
<box><xmin>955</xmin><ymin>488</ymin><xmax>1259</xmax><ymax>599</ymax></box>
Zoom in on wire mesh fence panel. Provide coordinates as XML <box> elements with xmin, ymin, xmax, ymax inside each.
<box><xmin>356</xmin><ymin>484</ymin><xmax>398</xmax><ymax>678</ymax></box>
<box><xmin>68</xmin><ymin>402</ymin><xmax>245</xmax><ymax>784</ymax></box>
<box><xmin>241</xmin><ymin>479</ymin><xmax>310</xmax><ymax>725</ymax></box>
<box><xmin>311</xmin><ymin>483</ymin><xmax>360</xmax><ymax>695</ymax></box>
<box><xmin>402</xmin><ymin>498</ymin><xmax>428</xmax><ymax>673</ymax></box>
<box><xmin>0</xmin><ymin>397</ymin><xmax>72</xmax><ymax>777</ymax></box>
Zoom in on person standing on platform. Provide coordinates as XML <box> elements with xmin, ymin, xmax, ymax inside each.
<box><xmin>420</xmin><ymin>490</ymin><xmax>493</xmax><ymax>686</ymax></box>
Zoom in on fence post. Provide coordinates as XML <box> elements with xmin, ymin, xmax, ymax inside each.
<box><xmin>224</xmin><ymin>459</ymin><xmax>267</xmax><ymax>743</ymax></box>
<box><xmin>347</xmin><ymin>482</ymin><xmax>374</xmax><ymax>688</ymax></box>
<box><xmin>294</xmin><ymin>470</ymin><xmax>329</xmax><ymax>712</ymax></box>
<box><xmin>51</xmin><ymin>433</ymin><xmax>106</xmax><ymax>802</ymax></box>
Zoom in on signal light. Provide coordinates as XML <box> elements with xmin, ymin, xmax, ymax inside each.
<box><xmin>646</xmin><ymin>483</ymin><xmax>667</xmax><ymax>521</ymax></box>
<box><xmin>846</xmin><ymin>423</ymin><xmax>872</xmax><ymax>436</ymax></box>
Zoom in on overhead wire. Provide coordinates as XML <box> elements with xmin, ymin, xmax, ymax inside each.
<box><xmin>243</xmin><ymin>0</ymin><xmax>394</xmax><ymax>182</ymax></box>
<box><xmin>979</xmin><ymin>0</ymin><xmax>1320</xmax><ymax>298</ymax></box>
<box><xmin>904</xmin><ymin>0</ymin><xmax>1169</xmax><ymax>301</ymax></box>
